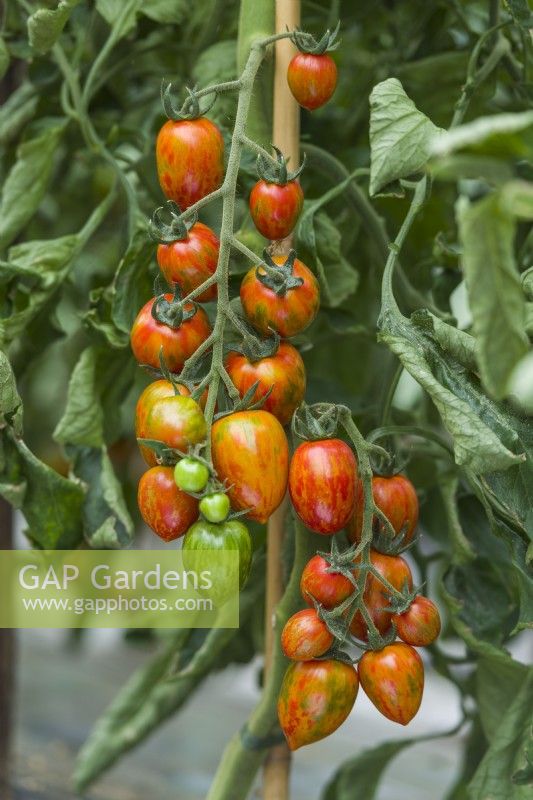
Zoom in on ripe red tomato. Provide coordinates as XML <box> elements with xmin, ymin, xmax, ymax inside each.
<box><xmin>278</xmin><ymin>659</ymin><xmax>358</xmax><ymax>750</ymax></box>
<box><xmin>393</xmin><ymin>596</ymin><xmax>441</xmax><ymax>647</ymax></box>
<box><xmin>358</xmin><ymin>642</ymin><xmax>424</xmax><ymax>725</ymax></box>
<box><xmin>281</xmin><ymin>609</ymin><xmax>334</xmax><ymax>661</ymax></box>
<box><xmin>135</xmin><ymin>380</ymin><xmax>207</xmax><ymax>466</ymax></box>
<box><xmin>240</xmin><ymin>255</ymin><xmax>320</xmax><ymax>338</ymax></box>
<box><xmin>249</xmin><ymin>179</ymin><xmax>303</xmax><ymax>241</ymax></box>
<box><xmin>301</xmin><ymin>554</ymin><xmax>354</xmax><ymax>609</ymax></box>
<box><xmin>225</xmin><ymin>342</ymin><xmax>306</xmax><ymax>427</ymax></box>
<box><xmin>289</xmin><ymin>439</ymin><xmax>357</xmax><ymax>535</ymax></box>
<box><xmin>138</xmin><ymin>466</ymin><xmax>198</xmax><ymax>541</ymax></box>
<box><xmin>157</xmin><ymin>221</ymin><xmax>219</xmax><ymax>302</ymax></box>
<box><xmin>350</xmin><ymin>550</ymin><xmax>413</xmax><ymax>640</ymax></box>
<box><xmin>287</xmin><ymin>53</ymin><xmax>337</xmax><ymax>111</ymax></box>
<box><xmin>156</xmin><ymin>118</ymin><xmax>224</xmax><ymax>209</ymax></box>
<box><xmin>348</xmin><ymin>473</ymin><xmax>419</xmax><ymax>545</ymax></box>
<box><xmin>211</xmin><ymin>410</ymin><xmax>289</xmax><ymax>523</ymax></box>
<box><xmin>130</xmin><ymin>296</ymin><xmax>211</xmax><ymax>372</ymax></box>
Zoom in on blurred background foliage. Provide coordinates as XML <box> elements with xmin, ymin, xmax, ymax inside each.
<box><xmin>0</xmin><ymin>1</ymin><xmax>532</xmax><ymax>798</ymax></box>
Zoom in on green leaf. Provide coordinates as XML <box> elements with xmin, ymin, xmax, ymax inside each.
<box><xmin>322</xmin><ymin>739</ymin><xmax>414</xmax><ymax>800</ymax></box>
<box><xmin>111</xmin><ymin>227</ymin><xmax>155</xmax><ymax>334</ymax></box>
<box><xmin>0</xmin><ymin>123</ymin><xmax>65</xmax><ymax>251</ymax></box>
<box><xmin>1</xmin><ymin>234</ymin><xmax>79</xmax><ymax>342</ymax></box>
<box><xmin>140</xmin><ymin>0</ymin><xmax>188</xmax><ymax>25</ymax></box>
<box><xmin>96</xmin><ymin>0</ymin><xmax>142</xmax><ymax>41</ymax></box>
<box><xmin>297</xmin><ymin>210</ymin><xmax>358</xmax><ymax>307</ymax></box>
<box><xmin>0</xmin><ymin>351</ymin><xmax>23</xmax><ymax>437</ymax></box>
<box><xmin>504</xmin><ymin>1</ymin><xmax>533</xmax><ymax>30</ymax></box>
<box><xmin>411</xmin><ymin>309</ymin><xmax>478</xmax><ymax>372</ymax></box>
<box><xmin>379</xmin><ymin>329</ymin><xmax>523</xmax><ymax>473</ymax></box>
<box><xmin>469</xmin><ymin>671</ymin><xmax>533</xmax><ymax>800</ymax></box>
<box><xmin>67</xmin><ymin>446</ymin><xmax>134</xmax><ymax>548</ymax></box>
<box><xmin>0</xmin><ymin>83</ymin><xmax>38</xmax><ymax>146</ymax></box>
<box><xmin>369</xmin><ymin>78</ymin><xmax>445</xmax><ymax>196</ymax></box>
<box><xmin>457</xmin><ymin>194</ymin><xmax>529</xmax><ymax>399</ymax></box>
<box><xmin>0</xmin><ymin>431</ymin><xmax>84</xmax><ymax>548</ymax></box>
<box><xmin>54</xmin><ymin>348</ymin><xmax>105</xmax><ymax>448</ymax></box>
<box><xmin>476</xmin><ymin>656</ymin><xmax>530</xmax><ymax>743</ymax></box>
<box><xmin>0</xmin><ymin>37</ymin><xmax>10</xmax><ymax>79</ymax></box>
<box><xmin>431</xmin><ymin>111</ymin><xmax>533</xmax><ymax>160</ymax></box>
<box><xmin>28</xmin><ymin>0</ymin><xmax>81</xmax><ymax>54</ymax></box>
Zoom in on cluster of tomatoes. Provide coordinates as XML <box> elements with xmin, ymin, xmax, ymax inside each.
<box><xmin>128</xmin><ymin>27</ymin><xmax>440</xmax><ymax>754</ymax></box>
<box><xmin>129</xmin><ymin>37</ymin><xmax>336</xmax><ymax>596</ymax></box>
<box><xmin>278</xmin><ymin>467</ymin><xmax>442</xmax><ymax>749</ymax></box>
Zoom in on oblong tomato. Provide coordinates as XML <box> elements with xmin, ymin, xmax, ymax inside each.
<box><xmin>300</xmin><ymin>554</ymin><xmax>354</xmax><ymax>609</ymax></box>
<box><xmin>211</xmin><ymin>410</ymin><xmax>289</xmax><ymax>523</ymax></box>
<box><xmin>135</xmin><ymin>380</ymin><xmax>207</xmax><ymax>466</ymax></box>
<box><xmin>287</xmin><ymin>53</ymin><xmax>337</xmax><ymax>111</ymax></box>
<box><xmin>350</xmin><ymin>550</ymin><xmax>413</xmax><ymax>641</ymax></box>
<box><xmin>157</xmin><ymin>221</ymin><xmax>219</xmax><ymax>303</ymax></box>
<box><xmin>130</xmin><ymin>296</ymin><xmax>212</xmax><ymax>373</ymax></box>
<box><xmin>225</xmin><ymin>342</ymin><xmax>306</xmax><ymax>427</ymax></box>
<box><xmin>289</xmin><ymin>439</ymin><xmax>357</xmax><ymax>535</ymax></box>
<box><xmin>156</xmin><ymin>118</ymin><xmax>224</xmax><ymax>209</ymax></box>
<box><xmin>348</xmin><ymin>473</ymin><xmax>419</xmax><ymax>545</ymax></box>
<box><xmin>182</xmin><ymin>518</ymin><xmax>252</xmax><ymax>603</ymax></box>
<box><xmin>278</xmin><ymin>659</ymin><xmax>358</xmax><ymax>750</ymax></box>
<box><xmin>138</xmin><ymin>466</ymin><xmax>198</xmax><ymax>542</ymax></box>
<box><xmin>358</xmin><ymin>642</ymin><xmax>424</xmax><ymax>725</ymax></box>
<box><xmin>249</xmin><ymin>179</ymin><xmax>303</xmax><ymax>241</ymax></box>
<box><xmin>240</xmin><ymin>256</ymin><xmax>319</xmax><ymax>338</ymax></box>
<box><xmin>281</xmin><ymin>609</ymin><xmax>334</xmax><ymax>661</ymax></box>
<box><xmin>393</xmin><ymin>595</ymin><xmax>441</xmax><ymax>647</ymax></box>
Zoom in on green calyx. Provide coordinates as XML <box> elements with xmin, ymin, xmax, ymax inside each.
<box><xmin>290</xmin><ymin>22</ymin><xmax>340</xmax><ymax>55</ymax></box>
<box><xmin>161</xmin><ymin>80</ymin><xmax>217</xmax><ymax>121</ymax></box>
<box><xmin>149</xmin><ymin>200</ymin><xmax>197</xmax><ymax>244</ymax></box>
<box><xmin>151</xmin><ymin>276</ymin><xmax>196</xmax><ymax>329</ymax></box>
<box><xmin>229</xmin><ymin>312</ymin><xmax>281</xmax><ymax>361</ymax></box>
<box><xmin>256</xmin><ymin>146</ymin><xmax>305</xmax><ymax>185</ymax></box>
<box><xmin>256</xmin><ymin>249</ymin><xmax>303</xmax><ymax>297</ymax></box>
<box><xmin>291</xmin><ymin>401</ymin><xmax>340</xmax><ymax>441</ymax></box>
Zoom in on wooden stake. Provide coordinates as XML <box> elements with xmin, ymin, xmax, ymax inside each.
<box><xmin>263</xmin><ymin>1</ymin><xmax>300</xmax><ymax>797</ymax></box>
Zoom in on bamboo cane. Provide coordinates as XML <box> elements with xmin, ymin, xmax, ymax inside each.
<box><xmin>263</xmin><ymin>1</ymin><xmax>300</xmax><ymax>797</ymax></box>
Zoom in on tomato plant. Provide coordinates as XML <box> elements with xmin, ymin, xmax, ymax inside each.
<box><xmin>3</xmin><ymin>2</ymin><xmax>532</xmax><ymax>799</ymax></box>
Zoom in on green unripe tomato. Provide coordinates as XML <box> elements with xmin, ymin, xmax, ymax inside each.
<box><xmin>174</xmin><ymin>458</ymin><xmax>210</xmax><ymax>493</ymax></box>
<box><xmin>199</xmin><ymin>492</ymin><xmax>231</xmax><ymax>523</ymax></box>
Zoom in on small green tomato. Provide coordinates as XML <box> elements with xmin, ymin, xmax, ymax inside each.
<box><xmin>174</xmin><ymin>458</ymin><xmax>210</xmax><ymax>493</ymax></box>
<box><xmin>199</xmin><ymin>492</ymin><xmax>231</xmax><ymax>523</ymax></box>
